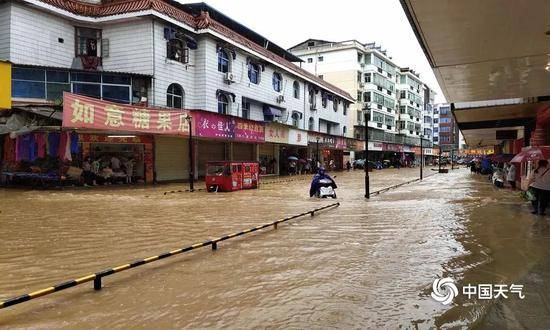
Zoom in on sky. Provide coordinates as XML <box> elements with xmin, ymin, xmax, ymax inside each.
<box><xmin>178</xmin><ymin>0</ymin><xmax>446</xmax><ymax>104</ymax></box>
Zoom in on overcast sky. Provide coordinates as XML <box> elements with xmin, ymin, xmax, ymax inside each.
<box><xmin>179</xmin><ymin>0</ymin><xmax>446</xmax><ymax>103</ymax></box>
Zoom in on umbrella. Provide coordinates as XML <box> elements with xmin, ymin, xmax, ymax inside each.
<box><xmin>298</xmin><ymin>159</ymin><xmax>307</xmax><ymax>164</ymax></box>
<box><xmin>288</xmin><ymin>156</ymin><xmax>299</xmax><ymax>161</ymax></box>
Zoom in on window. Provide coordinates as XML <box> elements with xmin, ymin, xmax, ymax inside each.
<box><xmin>309</xmin><ymin>88</ymin><xmax>316</xmax><ymax>107</ymax></box>
<box><xmin>217</xmin><ymin>93</ymin><xmax>229</xmax><ymax>114</ymax></box>
<box><xmin>357</xmin><ymin>52</ymin><xmax>363</xmax><ymax>63</ymax></box>
<box><xmin>76</xmin><ymin>27</ymin><xmax>101</xmax><ymax>57</ymax></box>
<box><xmin>293</xmin><ymin>81</ymin><xmax>300</xmax><ymax>99</ymax></box>
<box><xmin>307</xmin><ymin>58</ymin><xmax>313</xmax><ymax>63</ymax></box>
<box><xmin>433</xmin><ymin>118</ymin><xmax>439</xmax><ymax>124</ymax></box>
<box><xmin>357</xmin><ymin>71</ymin><xmax>362</xmax><ymax>83</ymax></box>
<box><xmin>318</xmin><ymin>56</ymin><xmax>324</xmax><ymax>62</ymax></box>
<box><xmin>242</xmin><ymin>97</ymin><xmax>250</xmax><ymax>119</ymax></box>
<box><xmin>292</xmin><ymin>112</ymin><xmax>300</xmax><ymax>127</ymax></box>
<box><xmin>356</xmin><ymin>91</ymin><xmax>362</xmax><ymax>102</ymax></box>
<box><xmin>440</xmin><ymin>117</ymin><xmax>451</xmax><ymax>123</ymax></box>
<box><xmin>333</xmin><ymin>98</ymin><xmax>338</xmax><ymax>112</ymax></box>
<box><xmin>440</xmin><ymin>126</ymin><xmax>451</xmax><ymax>132</ymax></box>
<box><xmin>372</xmin><ymin>111</ymin><xmax>384</xmax><ymax>123</ymax></box>
<box><xmin>248</xmin><ymin>62</ymin><xmax>260</xmax><ymax>84</ymax></box>
<box><xmin>364</xmin><ymin>91</ymin><xmax>371</xmax><ymax>102</ymax></box>
<box><xmin>400</xmin><ymin>90</ymin><xmax>406</xmax><ymax>99</ymax></box>
<box><xmin>307</xmin><ymin>41</ymin><xmax>315</xmax><ymax>47</ymax></box>
<box><xmin>343</xmin><ymin>103</ymin><xmax>348</xmax><ymax>116</ymax></box>
<box><xmin>343</xmin><ymin>126</ymin><xmax>347</xmax><ymax>135</ymax></box>
<box><xmin>166</xmin><ymin>83</ymin><xmax>184</xmax><ymax>108</ymax></box>
<box><xmin>217</xmin><ymin>49</ymin><xmax>230</xmax><ymax>73</ymax></box>
<box><xmin>433</xmin><ymin>136</ymin><xmax>439</xmax><ymax>142</ymax></box>
<box><xmin>308</xmin><ymin>117</ymin><xmax>314</xmax><ymax>131</ymax></box>
<box><xmin>321</xmin><ymin>93</ymin><xmax>328</xmax><ymax>108</ymax></box>
<box><xmin>167</xmin><ymin>39</ymin><xmax>189</xmax><ymax>63</ymax></box>
<box><xmin>399</xmin><ymin>106</ymin><xmax>406</xmax><ymax>114</ymax></box>
<box><xmin>12</xmin><ymin>67</ymin><xmax>46</xmax><ymax>99</ymax></box>
<box><xmin>364</xmin><ymin>73</ymin><xmax>371</xmax><ymax>83</ymax></box>
<box><xmin>439</xmin><ymin>106</ymin><xmax>450</xmax><ymax>115</ymax></box>
<box><xmin>365</xmin><ymin>53</ymin><xmax>371</xmax><ymax>64</ymax></box>
<box><xmin>272</xmin><ymin>72</ymin><xmax>282</xmax><ymax>92</ymax></box>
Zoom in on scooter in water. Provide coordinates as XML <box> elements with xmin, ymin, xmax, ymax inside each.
<box><xmin>316</xmin><ymin>178</ymin><xmax>337</xmax><ymax>198</ymax></box>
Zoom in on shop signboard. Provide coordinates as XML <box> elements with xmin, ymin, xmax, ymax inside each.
<box><xmin>403</xmin><ymin>145</ymin><xmax>412</xmax><ymax>153</ymax></box>
<box><xmin>63</xmin><ymin>92</ymin><xmax>190</xmax><ymax>135</ymax></box>
<box><xmin>288</xmin><ymin>128</ymin><xmax>308</xmax><ymax>146</ymax></box>
<box><xmin>193</xmin><ymin>110</ymin><xmax>264</xmax><ymax>143</ymax></box>
<box><xmin>265</xmin><ymin>123</ymin><xmax>289</xmax><ymax>144</ymax></box>
<box><xmin>368</xmin><ymin>142</ymin><xmax>383</xmax><ymax>151</ymax></box>
<box><xmin>335</xmin><ymin>137</ymin><xmax>347</xmax><ymax>150</ymax></box>
<box><xmin>383</xmin><ymin>143</ymin><xmax>403</xmax><ymax>152</ymax></box>
<box><xmin>78</xmin><ymin>134</ymin><xmax>153</xmax><ymax>144</ymax></box>
<box><xmin>0</xmin><ymin>61</ymin><xmax>11</xmax><ymax>110</ymax></box>
<box><xmin>356</xmin><ymin>140</ymin><xmax>366</xmax><ymax>151</ymax></box>
<box><xmin>308</xmin><ymin>132</ymin><xmax>337</xmax><ymax>149</ymax></box>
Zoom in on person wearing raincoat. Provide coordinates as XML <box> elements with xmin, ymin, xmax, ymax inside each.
<box><xmin>309</xmin><ymin>167</ymin><xmax>337</xmax><ymax>197</ymax></box>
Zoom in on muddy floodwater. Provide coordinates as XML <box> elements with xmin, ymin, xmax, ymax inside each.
<box><xmin>1</xmin><ymin>167</ymin><xmax>549</xmax><ymax>328</ymax></box>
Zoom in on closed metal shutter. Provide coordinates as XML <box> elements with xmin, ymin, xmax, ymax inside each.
<box><xmin>197</xmin><ymin>141</ymin><xmax>226</xmax><ymax>177</ymax></box>
<box><xmin>233</xmin><ymin>143</ymin><xmax>254</xmax><ymax>161</ymax></box>
<box><xmin>155</xmin><ymin>136</ymin><xmax>188</xmax><ymax>182</ymax></box>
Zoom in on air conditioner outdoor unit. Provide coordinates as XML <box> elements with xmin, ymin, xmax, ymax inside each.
<box><xmin>359</xmin><ymin>82</ymin><xmax>365</xmax><ymax>88</ymax></box>
<box><xmin>360</xmin><ymin>63</ymin><xmax>365</xmax><ymax>67</ymax></box>
<box><xmin>224</xmin><ymin>72</ymin><xmax>236</xmax><ymax>84</ymax></box>
<box><xmin>276</xmin><ymin>95</ymin><xmax>285</xmax><ymax>103</ymax></box>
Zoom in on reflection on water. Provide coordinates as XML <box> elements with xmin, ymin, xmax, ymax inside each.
<box><xmin>0</xmin><ymin>167</ymin><xmax>546</xmax><ymax>328</ymax></box>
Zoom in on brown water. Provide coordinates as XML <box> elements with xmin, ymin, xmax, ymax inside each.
<box><xmin>0</xmin><ymin>167</ymin><xmax>547</xmax><ymax>328</ymax></box>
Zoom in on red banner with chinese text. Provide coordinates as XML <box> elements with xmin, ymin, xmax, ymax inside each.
<box><xmin>62</xmin><ymin>92</ymin><xmax>190</xmax><ymax>135</ymax></box>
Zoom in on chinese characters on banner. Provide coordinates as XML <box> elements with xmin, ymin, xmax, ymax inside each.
<box><xmin>62</xmin><ymin>92</ymin><xmax>190</xmax><ymax>135</ymax></box>
<box><xmin>193</xmin><ymin>111</ymin><xmax>265</xmax><ymax>143</ymax></box>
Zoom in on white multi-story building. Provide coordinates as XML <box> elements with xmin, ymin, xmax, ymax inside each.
<box><xmin>289</xmin><ymin>39</ymin><xmax>436</xmax><ymax>150</ymax></box>
<box><xmin>0</xmin><ymin>1</ymin><xmax>354</xmax><ymax>179</ymax></box>
<box><xmin>289</xmin><ymin>40</ymin><xmax>398</xmax><ymax>141</ymax></box>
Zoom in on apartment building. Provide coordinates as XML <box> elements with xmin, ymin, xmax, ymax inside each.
<box><xmin>0</xmin><ymin>1</ymin><xmax>356</xmax><ymax>181</ymax></box>
<box><xmin>289</xmin><ymin>39</ymin><xmax>436</xmax><ymax>161</ymax></box>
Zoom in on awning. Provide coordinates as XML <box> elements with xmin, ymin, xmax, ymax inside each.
<box><xmin>263</xmin><ymin>105</ymin><xmax>282</xmax><ymax>117</ymax></box>
<box><xmin>510</xmin><ymin>147</ymin><xmax>550</xmax><ymax>163</ymax></box>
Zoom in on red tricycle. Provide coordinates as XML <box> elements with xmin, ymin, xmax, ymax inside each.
<box><xmin>205</xmin><ymin>161</ymin><xmax>259</xmax><ymax>192</ymax></box>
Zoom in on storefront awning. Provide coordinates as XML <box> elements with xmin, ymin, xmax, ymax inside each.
<box><xmin>511</xmin><ymin>147</ymin><xmax>550</xmax><ymax>163</ymax></box>
<box><xmin>263</xmin><ymin>105</ymin><xmax>282</xmax><ymax>117</ymax></box>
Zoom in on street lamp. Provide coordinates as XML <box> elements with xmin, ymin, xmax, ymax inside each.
<box><xmin>182</xmin><ymin>113</ymin><xmax>194</xmax><ymax>191</ymax></box>
<box><xmin>316</xmin><ymin>136</ymin><xmax>320</xmax><ymax>170</ymax></box>
<box><xmin>364</xmin><ymin>102</ymin><xmax>371</xmax><ymax>199</ymax></box>
<box><xmin>419</xmin><ymin>135</ymin><xmax>424</xmax><ymax>180</ymax></box>
<box><xmin>438</xmin><ymin>144</ymin><xmax>442</xmax><ymax>173</ymax></box>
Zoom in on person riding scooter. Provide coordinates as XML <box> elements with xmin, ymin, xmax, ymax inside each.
<box><xmin>309</xmin><ymin>167</ymin><xmax>337</xmax><ymax>198</ymax></box>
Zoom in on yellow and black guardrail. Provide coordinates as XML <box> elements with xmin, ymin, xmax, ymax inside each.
<box><xmin>0</xmin><ymin>202</ymin><xmax>339</xmax><ymax>310</ymax></box>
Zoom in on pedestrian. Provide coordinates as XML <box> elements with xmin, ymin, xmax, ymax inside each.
<box><xmin>528</xmin><ymin>159</ymin><xmax>550</xmax><ymax>215</ymax></box>
<box><xmin>346</xmin><ymin>160</ymin><xmax>352</xmax><ymax>171</ymax></box>
<box><xmin>506</xmin><ymin>162</ymin><xmax>516</xmax><ymax>189</ymax></box>
<box><xmin>304</xmin><ymin>161</ymin><xmax>311</xmax><ymax>174</ymax></box>
<box><xmin>124</xmin><ymin>157</ymin><xmax>134</xmax><ymax>184</ymax></box>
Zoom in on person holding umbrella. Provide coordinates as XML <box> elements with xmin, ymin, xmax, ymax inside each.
<box><xmin>288</xmin><ymin>156</ymin><xmax>298</xmax><ymax>175</ymax></box>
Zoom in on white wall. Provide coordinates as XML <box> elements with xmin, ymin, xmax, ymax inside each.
<box><xmin>9</xmin><ymin>2</ymin><xmax>75</xmax><ymax>67</ymax></box>
<box><xmin>0</xmin><ymin>2</ymin><xmax>10</xmax><ymax>60</ymax></box>
<box><xmin>151</xmin><ymin>19</ymin><xmax>197</xmax><ymax>109</ymax></box>
<box><xmin>102</xmin><ymin>18</ymin><xmax>154</xmax><ymax>76</ymax></box>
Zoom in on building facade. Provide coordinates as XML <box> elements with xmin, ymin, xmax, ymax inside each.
<box><xmin>0</xmin><ymin>0</ymin><xmax>356</xmax><ymax>184</ymax></box>
<box><xmin>434</xmin><ymin>103</ymin><xmax>459</xmax><ymax>152</ymax></box>
<box><xmin>289</xmin><ymin>39</ymin><xmax>436</xmax><ymax>162</ymax></box>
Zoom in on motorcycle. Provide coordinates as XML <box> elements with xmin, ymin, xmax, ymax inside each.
<box><xmin>316</xmin><ymin>178</ymin><xmax>337</xmax><ymax>198</ymax></box>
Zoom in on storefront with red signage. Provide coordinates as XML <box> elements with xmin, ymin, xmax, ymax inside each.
<box><xmin>192</xmin><ymin>110</ymin><xmax>265</xmax><ymax>177</ymax></box>
<box><xmin>308</xmin><ymin>133</ymin><xmax>346</xmax><ymax>171</ymax></box>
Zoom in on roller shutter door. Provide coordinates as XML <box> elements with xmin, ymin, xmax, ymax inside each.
<box><xmin>197</xmin><ymin>141</ymin><xmax>226</xmax><ymax>177</ymax></box>
<box><xmin>233</xmin><ymin>143</ymin><xmax>254</xmax><ymax>161</ymax></box>
<box><xmin>155</xmin><ymin>136</ymin><xmax>188</xmax><ymax>182</ymax></box>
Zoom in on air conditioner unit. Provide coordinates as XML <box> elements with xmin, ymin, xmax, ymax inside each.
<box><xmin>360</xmin><ymin>63</ymin><xmax>365</xmax><ymax>67</ymax></box>
<box><xmin>276</xmin><ymin>95</ymin><xmax>285</xmax><ymax>103</ymax></box>
<box><xmin>224</xmin><ymin>72</ymin><xmax>236</xmax><ymax>84</ymax></box>
<box><xmin>359</xmin><ymin>82</ymin><xmax>365</xmax><ymax>88</ymax></box>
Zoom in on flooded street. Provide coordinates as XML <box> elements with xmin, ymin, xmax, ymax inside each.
<box><xmin>1</xmin><ymin>167</ymin><xmax>548</xmax><ymax>328</ymax></box>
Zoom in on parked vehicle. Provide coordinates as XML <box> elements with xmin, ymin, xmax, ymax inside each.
<box><xmin>206</xmin><ymin>161</ymin><xmax>259</xmax><ymax>192</ymax></box>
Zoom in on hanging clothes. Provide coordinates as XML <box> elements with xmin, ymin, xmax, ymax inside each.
<box><xmin>3</xmin><ymin>137</ymin><xmax>15</xmax><ymax>162</ymax></box>
<box><xmin>48</xmin><ymin>132</ymin><xmax>60</xmax><ymax>157</ymax></box>
<box><xmin>58</xmin><ymin>132</ymin><xmax>68</xmax><ymax>160</ymax></box>
<box><xmin>70</xmin><ymin>131</ymin><xmax>79</xmax><ymax>154</ymax></box>
<box><xmin>64</xmin><ymin>132</ymin><xmax>72</xmax><ymax>162</ymax></box>
<box><xmin>16</xmin><ymin>134</ymin><xmax>32</xmax><ymax>161</ymax></box>
<box><xmin>29</xmin><ymin>133</ymin><xmax>37</xmax><ymax>162</ymax></box>
<box><xmin>36</xmin><ymin>133</ymin><xmax>46</xmax><ymax>158</ymax></box>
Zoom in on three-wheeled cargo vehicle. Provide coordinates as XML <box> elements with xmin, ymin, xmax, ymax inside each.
<box><xmin>205</xmin><ymin>161</ymin><xmax>259</xmax><ymax>192</ymax></box>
